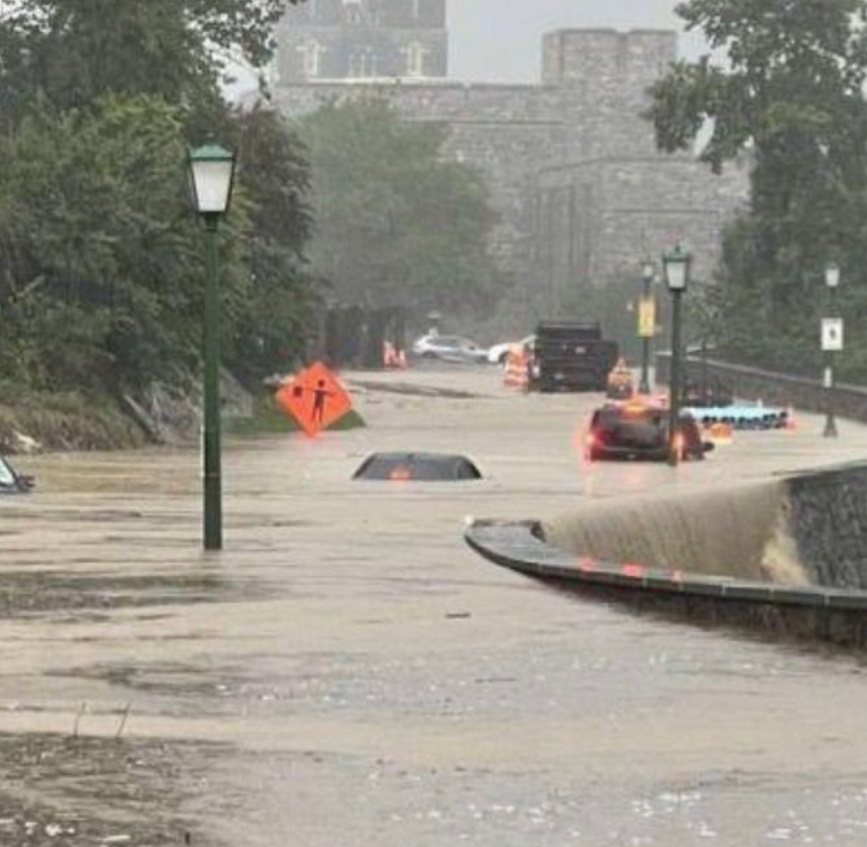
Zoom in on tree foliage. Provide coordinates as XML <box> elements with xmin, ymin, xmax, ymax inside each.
<box><xmin>647</xmin><ymin>0</ymin><xmax>867</xmax><ymax>376</ymax></box>
<box><xmin>0</xmin><ymin>0</ymin><xmax>316</xmax><ymax>409</ymax></box>
<box><xmin>227</xmin><ymin>105</ymin><xmax>317</xmax><ymax>383</ymax></box>
<box><xmin>296</xmin><ymin>95</ymin><xmax>501</xmax><ymax>320</ymax></box>
<box><xmin>0</xmin><ymin>0</ymin><xmax>301</xmax><ymax>125</ymax></box>
<box><xmin>0</xmin><ymin>96</ymin><xmax>230</xmax><ymax>392</ymax></box>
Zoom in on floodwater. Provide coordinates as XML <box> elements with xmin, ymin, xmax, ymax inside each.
<box><xmin>4</xmin><ymin>368</ymin><xmax>867</xmax><ymax>847</ymax></box>
<box><xmin>544</xmin><ymin>478</ymin><xmax>811</xmax><ymax>584</ymax></box>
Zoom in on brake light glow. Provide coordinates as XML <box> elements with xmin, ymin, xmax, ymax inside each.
<box><xmin>623</xmin><ymin>402</ymin><xmax>647</xmax><ymax>414</ymax></box>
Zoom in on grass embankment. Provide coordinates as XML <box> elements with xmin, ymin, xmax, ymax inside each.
<box><xmin>0</xmin><ymin>390</ymin><xmax>148</xmax><ymax>453</ymax></box>
<box><xmin>226</xmin><ymin>392</ymin><xmax>366</xmax><ymax>436</ymax></box>
<box><xmin>0</xmin><ymin>388</ymin><xmax>365</xmax><ymax>453</ymax></box>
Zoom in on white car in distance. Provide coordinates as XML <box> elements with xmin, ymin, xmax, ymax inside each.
<box><xmin>487</xmin><ymin>334</ymin><xmax>536</xmax><ymax>365</ymax></box>
<box><xmin>411</xmin><ymin>334</ymin><xmax>489</xmax><ymax>364</ymax></box>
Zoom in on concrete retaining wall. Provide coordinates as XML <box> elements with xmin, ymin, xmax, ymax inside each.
<box><xmin>465</xmin><ymin>461</ymin><xmax>867</xmax><ymax>650</ymax></box>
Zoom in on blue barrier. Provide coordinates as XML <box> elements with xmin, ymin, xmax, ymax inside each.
<box><xmin>684</xmin><ymin>404</ymin><xmax>789</xmax><ymax>431</ymax></box>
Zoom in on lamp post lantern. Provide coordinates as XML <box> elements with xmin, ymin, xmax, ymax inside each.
<box><xmin>822</xmin><ymin>262</ymin><xmax>841</xmax><ymax>439</ymax></box>
<box><xmin>638</xmin><ymin>261</ymin><xmax>656</xmax><ymax>394</ymax></box>
<box><xmin>187</xmin><ymin>139</ymin><xmax>237</xmax><ymax>551</ymax></box>
<box><xmin>662</xmin><ymin>244</ymin><xmax>691</xmax><ymax>467</ymax></box>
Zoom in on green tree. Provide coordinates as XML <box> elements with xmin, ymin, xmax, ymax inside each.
<box><xmin>0</xmin><ymin>0</ymin><xmax>304</xmax><ymax>128</ymax></box>
<box><xmin>0</xmin><ymin>0</ymin><xmax>317</xmax><ymax>402</ymax></box>
<box><xmin>0</xmin><ymin>94</ymin><xmax>317</xmax><ymax>395</ymax></box>
<box><xmin>0</xmin><ymin>95</ymin><xmax>240</xmax><ymax>393</ymax></box>
<box><xmin>225</xmin><ymin>104</ymin><xmax>318</xmax><ymax>384</ymax></box>
<box><xmin>296</xmin><ymin>95</ymin><xmax>501</xmax><ymax>320</ymax></box>
<box><xmin>646</xmin><ymin>0</ymin><xmax>867</xmax><ymax>375</ymax></box>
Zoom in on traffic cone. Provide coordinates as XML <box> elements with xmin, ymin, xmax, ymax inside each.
<box><xmin>503</xmin><ymin>348</ymin><xmax>528</xmax><ymax>390</ymax></box>
<box><xmin>709</xmin><ymin>422</ymin><xmax>733</xmax><ymax>444</ymax></box>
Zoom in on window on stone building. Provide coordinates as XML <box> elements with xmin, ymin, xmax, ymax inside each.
<box><xmin>342</xmin><ymin>0</ymin><xmax>362</xmax><ymax>25</ymax></box>
<box><xmin>349</xmin><ymin>49</ymin><xmax>378</xmax><ymax>78</ymax></box>
<box><xmin>297</xmin><ymin>39</ymin><xmax>325</xmax><ymax>78</ymax></box>
<box><xmin>402</xmin><ymin>41</ymin><xmax>427</xmax><ymax>77</ymax></box>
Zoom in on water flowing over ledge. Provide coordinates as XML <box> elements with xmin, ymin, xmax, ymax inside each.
<box><xmin>465</xmin><ymin>462</ymin><xmax>867</xmax><ymax>649</ymax></box>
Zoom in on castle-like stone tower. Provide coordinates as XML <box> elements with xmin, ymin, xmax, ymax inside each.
<box><xmin>272</xmin><ymin>8</ymin><xmax>749</xmax><ymax>322</ymax></box>
<box><xmin>274</xmin><ymin>0</ymin><xmax>447</xmax><ymax>81</ymax></box>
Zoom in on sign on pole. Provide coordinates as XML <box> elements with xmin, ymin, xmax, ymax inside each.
<box><xmin>821</xmin><ymin>318</ymin><xmax>844</xmax><ymax>352</ymax></box>
<box><xmin>638</xmin><ymin>296</ymin><xmax>656</xmax><ymax>338</ymax></box>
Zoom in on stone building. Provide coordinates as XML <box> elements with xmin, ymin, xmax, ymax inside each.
<box><xmin>274</xmin><ymin>0</ymin><xmax>448</xmax><ymax>82</ymax></box>
<box><xmin>272</xmin><ymin>3</ymin><xmax>749</xmax><ymax>323</ymax></box>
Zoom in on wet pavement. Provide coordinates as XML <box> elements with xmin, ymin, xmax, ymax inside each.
<box><xmin>3</xmin><ymin>367</ymin><xmax>867</xmax><ymax>846</ymax></box>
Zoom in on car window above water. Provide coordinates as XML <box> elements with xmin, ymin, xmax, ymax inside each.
<box><xmin>0</xmin><ymin>457</ymin><xmax>16</xmax><ymax>487</ymax></box>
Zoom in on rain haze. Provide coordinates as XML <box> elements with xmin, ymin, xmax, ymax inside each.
<box><xmin>448</xmin><ymin>0</ymin><xmax>708</xmax><ymax>82</ymax></box>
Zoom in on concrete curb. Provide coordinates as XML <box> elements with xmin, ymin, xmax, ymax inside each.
<box><xmin>465</xmin><ymin>519</ymin><xmax>867</xmax><ymax>649</ymax></box>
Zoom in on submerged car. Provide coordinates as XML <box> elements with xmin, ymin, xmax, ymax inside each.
<box><xmin>0</xmin><ymin>454</ymin><xmax>34</xmax><ymax>493</ymax></box>
<box><xmin>411</xmin><ymin>334</ymin><xmax>488</xmax><ymax>363</ymax></box>
<box><xmin>585</xmin><ymin>401</ymin><xmax>714</xmax><ymax>462</ymax></box>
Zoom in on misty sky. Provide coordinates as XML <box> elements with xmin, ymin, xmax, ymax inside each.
<box><xmin>448</xmin><ymin>0</ymin><xmax>708</xmax><ymax>82</ymax></box>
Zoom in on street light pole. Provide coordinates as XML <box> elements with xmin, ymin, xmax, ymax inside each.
<box><xmin>663</xmin><ymin>245</ymin><xmax>691</xmax><ymax>467</ymax></box>
<box><xmin>823</xmin><ymin>262</ymin><xmax>841</xmax><ymax>439</ymax></box>
<box><xmin>187</xmin><ymin>140</ymin><xmax>237</xmax><ymax>551</ymax></box>
<box><xmin>202</xmin><ymin>214</ymin><xmax>222</xmax><ymax>548</ymax></box>
<box><xmin>638</xmin><ymin>261</ymin><xmax>655</xmax><ymax>394</ymax></box>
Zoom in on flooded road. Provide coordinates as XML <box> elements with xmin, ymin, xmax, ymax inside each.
<box><xmin>3</xmin><ymin>368</ymin><xmax>867</xmax><ymax>846</ymax></box>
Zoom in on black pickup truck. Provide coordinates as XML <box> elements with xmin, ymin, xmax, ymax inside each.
<box><xmin>531</xmin><ymin>320</ymin><xmax>619</xmax><ymax>393</ymax></box>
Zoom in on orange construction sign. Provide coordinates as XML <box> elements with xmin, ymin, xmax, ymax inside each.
<box><xmin>275</xmin><ymin>361</ymin><xmax>353</xmax><ymax>437</ymax></box>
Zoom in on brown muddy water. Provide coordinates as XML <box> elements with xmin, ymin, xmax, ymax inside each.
<box><xmin>4</xmin><ymin>368</ymin><xmax>867</xmax><ymax>847</ymax></box>
<box><xmin>544</xmin><ymin>479</ymin><xmax>809</xmax><ymax>584</ymax></box>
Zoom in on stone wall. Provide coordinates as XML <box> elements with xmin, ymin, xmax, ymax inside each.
<box><xmin>273</xmin><ymin>20</ymin><xmax>751</xmax><ymax>323</ymax></box>
<box><xmin>789</xmin><ymin>465</ymin><xmax>867</xmax><ymax>590</ymax></box>
<box><xmin>274</xmin><ymin>80</ymin><xmax>561</xmax><ymax>276</ymax></box>
<box><xmin>533</xmin><ymin>156</ymin><xmax>748</xmax><ymax>308</ymax></box>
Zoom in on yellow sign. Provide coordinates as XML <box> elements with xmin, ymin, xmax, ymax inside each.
<box><xmin>638</xmin><ymin>296</ymin><xmax>656</xmax><ymax>338</ymax></box>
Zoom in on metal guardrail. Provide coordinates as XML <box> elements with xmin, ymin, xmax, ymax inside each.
<box><xmin>655</xmin><ymin>353</ymin><xmax>867</xmax><ymax>424</ymax></box>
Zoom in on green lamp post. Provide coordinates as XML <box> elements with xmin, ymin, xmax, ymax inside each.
<box><xmin>662</xmin><ymin>244</ymin><xmax>691</xmax><ymax>467</ymax></box>
<box><xmin>187</xmin><ymin>139</ymin><xmax>237</xmax><ymax>551</ymax></box>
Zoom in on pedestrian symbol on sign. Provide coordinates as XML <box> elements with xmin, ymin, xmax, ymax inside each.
<box><xmin>276</xmin><ymin>362</ymin><xmax>353</xmax><ymax>436</ymax></box>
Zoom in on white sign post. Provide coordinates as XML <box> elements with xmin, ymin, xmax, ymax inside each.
<box><xmin>821</xmin><ymin>317</ymin><xmax>844</xmax><ymax>352</ymax></box>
